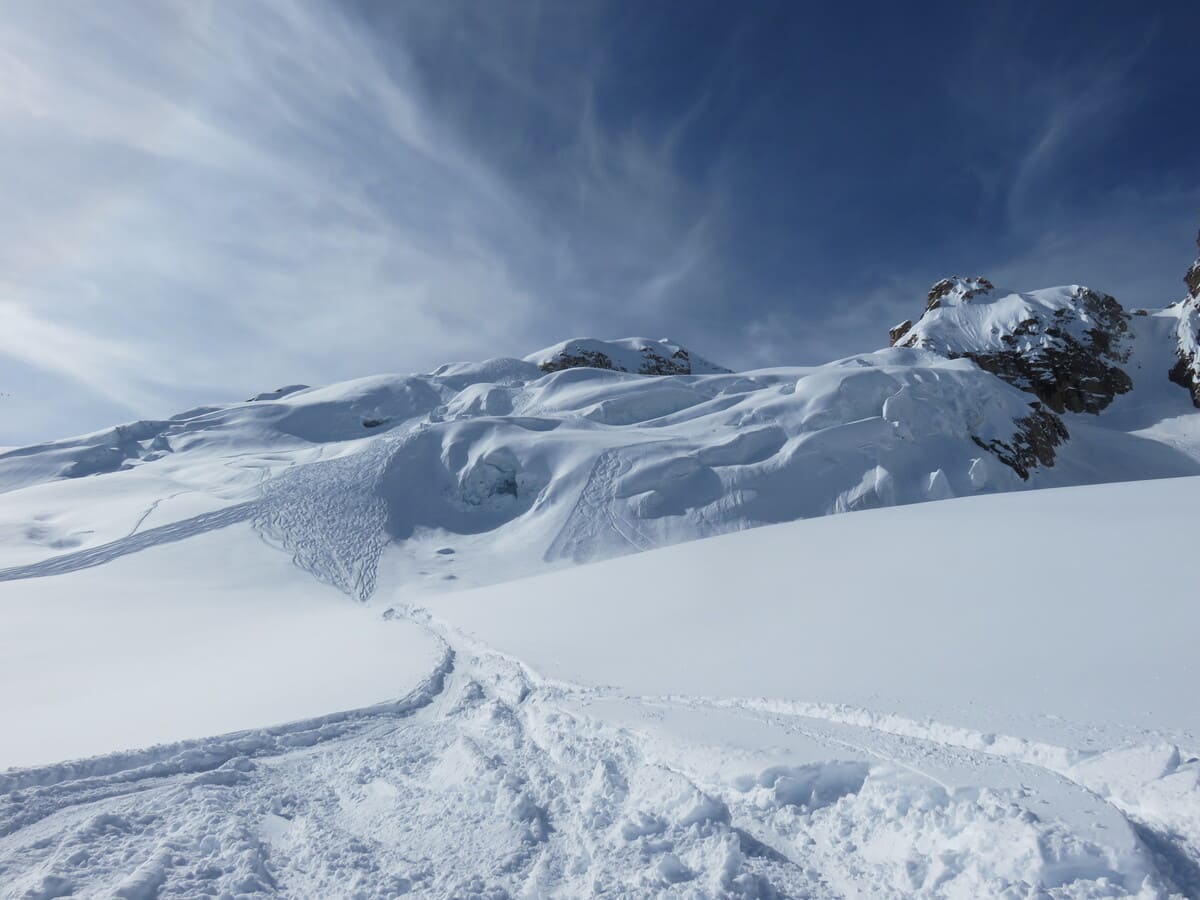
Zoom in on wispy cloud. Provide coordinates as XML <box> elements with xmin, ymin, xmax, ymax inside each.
<box><xmin>1</xmin><ymin>1</ymin><xmax>1193</xmax><ymax>443</ymax></box>
<box><xmin>0</xmin><ymin>0</ymin><xmax>719</xmax><ymax>442</ymax></box>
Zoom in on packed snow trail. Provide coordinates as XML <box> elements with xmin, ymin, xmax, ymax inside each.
<box><xmin>2</xmin><ymin>606</ymin><xmax>1195</xmax><ymax>898</ymax></box>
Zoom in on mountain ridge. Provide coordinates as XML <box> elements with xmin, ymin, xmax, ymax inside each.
<box><xmin>4</xmin><ymin>234</ymin><xmax>1200</xmax><ymax>598</ymax></box>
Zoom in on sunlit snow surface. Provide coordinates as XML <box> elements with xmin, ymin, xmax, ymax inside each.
<box><xmin>2</xmin><ymin>325</ymin><xmax>1200</xmax><ymax>896</ymax></box>
<box><xmin>0</xmin><ymin>524</ymin><xmax>442</xmax><ymax>769</ymax></box>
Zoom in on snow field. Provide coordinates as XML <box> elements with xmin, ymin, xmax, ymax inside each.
<box><xmin>0</xmin><ymin>524</ymin><xmax>444</xmax><ymax>769</ymax></box>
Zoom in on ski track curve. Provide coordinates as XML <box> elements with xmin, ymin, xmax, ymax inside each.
<box><xmin>2</xmin><ymin>604</ymin><xmax>1196</xmax><ymax>898</ymax></box>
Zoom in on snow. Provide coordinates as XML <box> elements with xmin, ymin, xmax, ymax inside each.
<box><xmin>0</xmin><ymin>523</ymin><xmax>443</xmax><ymax>770</ymax></box>
<box><xmin>1</xmin><ymin>473</ymin><xmax>1196</xmax><ymax>895</ymax></box>
<box><xmin>901</xmin><ymin>283</ymin><xmax>1107</xmax><ymax>357</ymax></box>
<box><xmin>425</xmin><ymin>475</ymin><xmax>1200</xmax><ymax>745</ymax></box>
<box><xmin>7</xmin><ymin>338</ymin><xmax>1194</xmax><ymax>608</ymax></box>
<box><xmin>4</xmin><ymin>318</ymin><xmax>1200</xmax><ymax>895</ymax></box>
<box><xmin>1175</xmin><ymin>296</ymin><xmax>1200</xmax><ymax>385</ymax></box>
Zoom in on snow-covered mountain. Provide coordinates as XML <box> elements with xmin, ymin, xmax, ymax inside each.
<box><xmin>4</xmin><ymin>237</ymin><xmax>1200</xmax><ymax>896</ymax></box>
<box><xmin>4</xmin><ymin>274</ymin><xmax>1199</xmax><ymax>600</ymax></box>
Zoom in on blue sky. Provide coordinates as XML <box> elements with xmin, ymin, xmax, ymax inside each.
<box><xmin>1</xmin><ymin>0</ymin><xmax>1198</xmax><ymax>443</ymax></box>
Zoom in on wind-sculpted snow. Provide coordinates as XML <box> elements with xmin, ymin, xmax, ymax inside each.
<box><xmin>249</xmin><ymin>350</ymin><xmax>1167</xmax><ymax>594</ymax></box>
<box><xmin>3</xmin><ymin>596</ymin><xmax>1196</xmax><ymax>897</ymax></box>
<box><xmin>4</xmin><ymin>332</ymin><xmax>1200</xmax><ymax>599</ymax></box>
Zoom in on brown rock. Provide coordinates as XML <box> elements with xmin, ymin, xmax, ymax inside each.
<box><xmin>889</xmin><ymin>320</ymin><xmax>913</xmax><ymax>346</ymax></box>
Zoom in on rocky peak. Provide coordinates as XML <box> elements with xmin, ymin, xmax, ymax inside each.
<box><xmin>925</xmin><ymin>276</ymin><xmax>996</xmax><ymax>312</ymax></box>
<box><xmin>896</xmin><ymin>280</ymin><xmax>1132</xmax><ymax>414</ymax></box>
<box><xmin>525</xmin><ymin>337</ymin><xmax>731</xmax><ymax>377</ymax></box>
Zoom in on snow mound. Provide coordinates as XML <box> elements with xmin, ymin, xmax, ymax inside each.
<box><xmin>5</xmin><ymin>332</ymin><xmax>1200</xmax><ymax>598</ymax></box>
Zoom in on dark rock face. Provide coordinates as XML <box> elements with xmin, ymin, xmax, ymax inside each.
<box><xmin>971</xmin><ymin>404</ymin><xmax>1070</xmax><ymax>481</ymax></box>
<box><xmin>1168</xmin><ymin>356</ymin><xmax>1200</xmax><ymax>406</ymax></box>
<box><xmin>637</xmin><ymin>347</ymin><xmax>696</xmax><ymax>376</ymax></box>
<box><xmin>888</xmin><ymin>320</ymin><xmax>913</xmax><ymax>346</ymax></box>
<box><xmin>538</xmin><ymin>345</ymin><xmax>713</xmax><ymax>376</ymax></box>
<box><xmin>537</xmin><ymin>350</ymin><xmax>619</xmax><ymax>374</ymax></box>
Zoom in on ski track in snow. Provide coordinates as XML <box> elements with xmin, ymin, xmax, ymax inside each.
<box><xmin>0</xmin><ymin>504</ymin><xmax>257</xmax><ymax>583</ymax></box>
<box><xmin>546</xmin><ymin>448</ymin><xmax>655</xmax><ymax>563</ymax></box>
<box><xmin>2</xmin><ymin>606</ymin><xmax>1196</xmax><ymax>898</ymax></box>
<box><xmin>252</xmin><ymin>431</ymin><xmax>419</xmax><ymax>601</ymax></box>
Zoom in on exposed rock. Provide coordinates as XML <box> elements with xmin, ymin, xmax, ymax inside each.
<box><xmin>888</xmin><ymin>320</ymin><xmax>913</xmax><ymax>346</ymax></box>
<box><xmin>1170</xmin><ymin>231</ymin><xmax>1200</xmax><ymax>407</ymax></box>
<box><xmin>970</xmin><ymin>403</ymin><xmax>1069</xmax><ymax>481</ymax></box>
<box><xmin>528</xmin><ymin>338</ymin><xmax>731</xmax><ymax>376</ymax></box>
<box><xmin>1168</xmin><ymin>355</ymin><xmax>1200</xmax><ymax>406</ymax></box>
<box><xmin>925</xmin><ymin>276</ymin><xmax>994</xmax><ymax>311</ymax></box>
<box><xmin>901</xmin><ymin>283</ymin><xmax>1132</xmax><ymax>414</ymax></box>
<box><xmin>637</xmin><ymin>347</ymin><xmax>695</xmax><ymax>376</ymax></box>
<box><xmin>538</xmin><ymin>349</ymin><xmax>619</xmax><ymax>374</ymax></box>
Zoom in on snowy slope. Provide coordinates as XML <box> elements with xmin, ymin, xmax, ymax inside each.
<box><xmin>5</xmin><ymin>243</ymin><xmax>1200</xmax><ymax>896</ymax></box>
<box><xmin>1</xmin><ymin>478</ymin><xmax>1198</xmax><ymax>897</ymax></box>
<box><xmin>427</xmin><ymin>475</ymin><xmax>1200</xmax><ymax>743</ymax></box>
<box><xmin>0</xmin><ymin>523</ymin><xmax>444</xmax><ymax>770</ymax></box>
<box><xmin>2</xmin><ymin>334</ymin><xmax>1197</xmax><ymax>601</ymax></box>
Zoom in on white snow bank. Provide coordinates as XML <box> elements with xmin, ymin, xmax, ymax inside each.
<box><xmin>0</xmin><ymin>524</ymin><xmax>442</xmax><ymax>769</ymax></box>
<box><xmin>424</xmin><ymin>475</ymin><xmax>1200</xmax><ymax>748</ymax></box>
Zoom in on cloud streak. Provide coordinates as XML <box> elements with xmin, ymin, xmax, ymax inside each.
<box><xmin>0</xmin><ymin>1</ymin><xmax>1194</xmax><ymax>444</ymax></box>
<box><xmin>0</xmin><ymin>0</ymin><xmax>719</xmax><ymax>442</ymax></box>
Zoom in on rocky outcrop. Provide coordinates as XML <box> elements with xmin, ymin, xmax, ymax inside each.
<box><xmin>1170</xmin><ymin>231</ymin><xmax>1200</xmax><ymax>408</ymax></box>
<box><xmin>538</xmin><ymin>348</ymin><xmax>621</xmax><ymax>373</ymax></box>
<box><xmin>964</xmin><ymin>288</ymin><xmax>1132</xmax><ymax>414</ymax></box>
<box><xmin>888</xmin><ymin>320</ymin><xmax>913</xmax><ymax>346</ymax></box>
<box><xmin>527</xmin><ymin>338</ymin><xmax>731</xmax><ymax>377</ymax></box>
<box><xmin>898</xmin><ymin>280</ymin><xmax>1133</xmax><ymax>414</ymax></box>
<box><xmin>970</xmin><ymin>403</ymin><xmax>1069</xmax><ymax>481</ymax></box>
<box><xmin>926</xmin><ymin>276</ymin><xmax>994</xmax><ymax>311</ymax></box>
<box><xmin>634</xmin><ymin>346</ymin><xmax>702</xmax><ymax>376</ymax></box>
